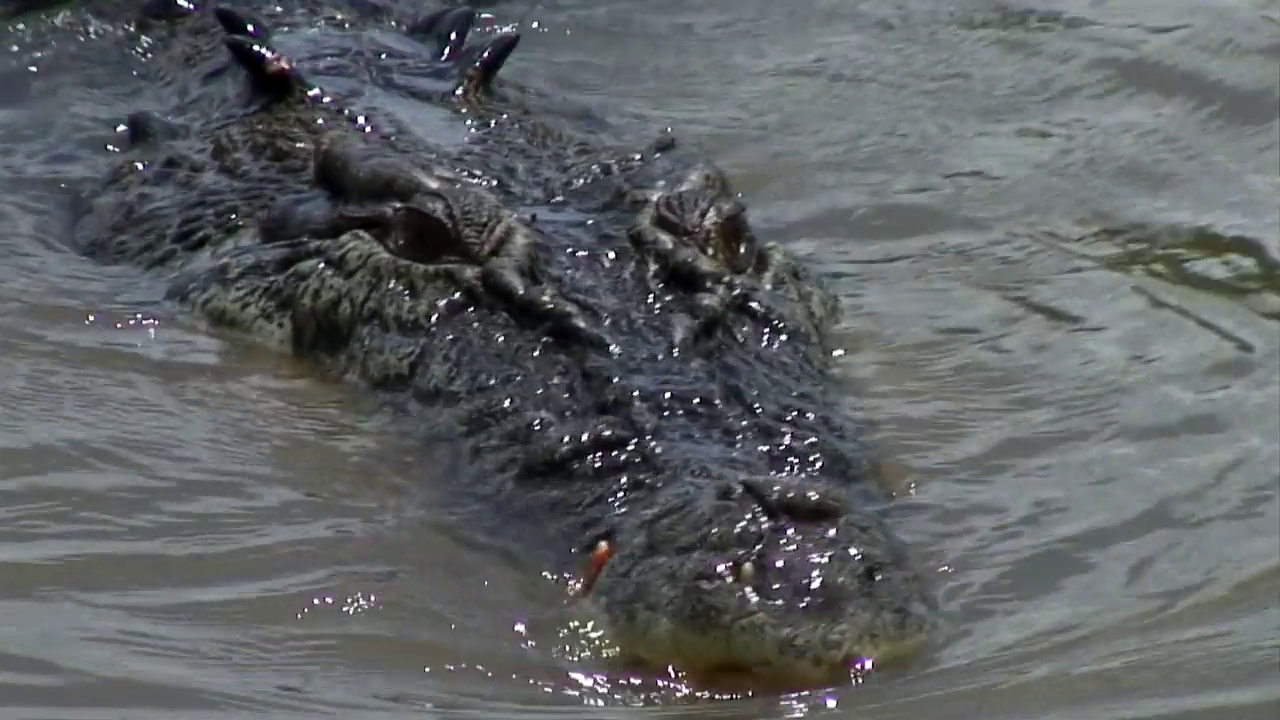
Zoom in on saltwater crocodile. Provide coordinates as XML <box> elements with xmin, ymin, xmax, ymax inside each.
<box><xmin>60</xmin><ymin>0</ymin><xmax>935</xmax><ymax>689</ymax></box>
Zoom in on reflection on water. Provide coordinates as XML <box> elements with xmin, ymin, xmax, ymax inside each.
<box><xmin>1</xmin><ymin>0</ymin><xmax>1277</xmax><ymax>717</ymax></box>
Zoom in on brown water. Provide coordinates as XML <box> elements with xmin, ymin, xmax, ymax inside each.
<box><xmin>1</xmin><ymin>0</ymin><xmax>1278</xmax><ymax>717</ymax></box>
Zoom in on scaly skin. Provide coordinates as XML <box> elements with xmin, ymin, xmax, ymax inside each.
<box><xmin>295</xmin><ymin>132</ymin><xmax>611</xmax><ymax>350</ymax></box>
<box><xmin>626</xmin><ymin>164</ymin><xmax>840</xmax><ymax>355</ymax></box>
<box><xmin>73</xmin><ymin>1</ymin><xmax>520</xmax><ymax>267</ymax></box>
<box><xmin>63</xmin><ymin>3</ymin><xmax>936</xmax><ymax>689</ymax></box>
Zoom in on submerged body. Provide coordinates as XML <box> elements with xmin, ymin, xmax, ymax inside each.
<box><xmin>62</xmin><ymin>0</ymin><xmax>935</xmax><ymax>688</ymax></box>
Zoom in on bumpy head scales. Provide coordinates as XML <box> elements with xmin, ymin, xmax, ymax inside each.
<box><xmin>628</xmin><ymin>164</ymin><xmax>767</xmax><ymax>292</ymax></box>
<box><xmin>667</xmin><ymin>166</ymin><xmax>758</xmax><ymax>273</ymax></box>
<box><xmin>213</xmin><ymin>6</ymin><xmax>271</xmax><ymax>41</ymax></box>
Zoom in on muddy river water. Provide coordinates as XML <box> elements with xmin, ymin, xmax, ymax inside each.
<box><xmin>1</xmin><ymin>0</ymin><xmax>1277</xmax><ymax>717</ymax></box>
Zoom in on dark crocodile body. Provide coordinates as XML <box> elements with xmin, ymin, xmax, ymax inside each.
<box><xmin>54</xmin><ymin>0</ymin><xmax>936</xmax><ymax>689</ymax></box>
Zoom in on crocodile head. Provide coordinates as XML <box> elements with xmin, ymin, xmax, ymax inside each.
<box><xmin>585</xmin><ymin>474</ymin><xmax>935</xmax><ymax>689</ymax></box>
<box><xmin>583</xmin><ymin>167</ymin><xmax>935</xmax><ymax>688</ymax></box>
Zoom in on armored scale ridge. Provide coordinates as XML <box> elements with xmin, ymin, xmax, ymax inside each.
<box><xmin>55</xmin><ymin>0</ymin><xmax>937</xmax><ymax>690</ymax></box>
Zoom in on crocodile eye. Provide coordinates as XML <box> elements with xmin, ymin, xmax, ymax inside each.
<box><xmin>735</xmin><ymin>559</ymin><xmax>756</xmax><ymax>583</ymax></box>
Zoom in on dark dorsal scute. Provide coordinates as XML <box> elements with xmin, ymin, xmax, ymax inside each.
<box><xmin>124</xmin><ymin>110</ymin><xmax>188</xmax><ymax>148</ymax></box>
<box><xmin>222</xmin><ymin>35</ymin><xmax>307</xmax><ymax>103</ymax></box>
<box><xmin>406</xmin><ymin>6</ymin><xmax>477</xmax><ymax>62</ymax></box>
<box><xmin>465</xmin><ymin>32</ymin><xmax>520</xmax><ymax>91</ymax></box>
<box><xmin>213</xmin><ymin>7</ymin><xmax>271</xmax><ymax>41</ymax></box>
<box><xmin>138</xmin><ymin>0</ymin><xmax>199</xmax><ymax>23</ymax></box>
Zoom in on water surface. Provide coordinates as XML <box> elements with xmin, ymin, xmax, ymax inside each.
<box><xmin>1</xmin><ymin>0</ymin><xmax>1277</xmax><ymax>717</ymax></box>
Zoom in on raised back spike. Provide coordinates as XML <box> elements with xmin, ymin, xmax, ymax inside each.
<box><xmin>223</xmin><ymin>36</ymin><xmax>306</xmax><ymax>102</ymax></box>
<box><xmin>406</xmin><ymin>7</ymin><xmax>477</xmax><ymax>62</ymax></box>
<box><xmin>213</xmin><ymin>7</ymin><xmax>271</xmax><ymax>41</ymax></box>
<box><xmin>456</xmin><ymin>32</ymin><xmax>520</xmax><ymax>98</ymax></box>
<box><xmin>138</xmin><ymin>0</ymin><xmax>199</xmax><ymax>23</ymax></box>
